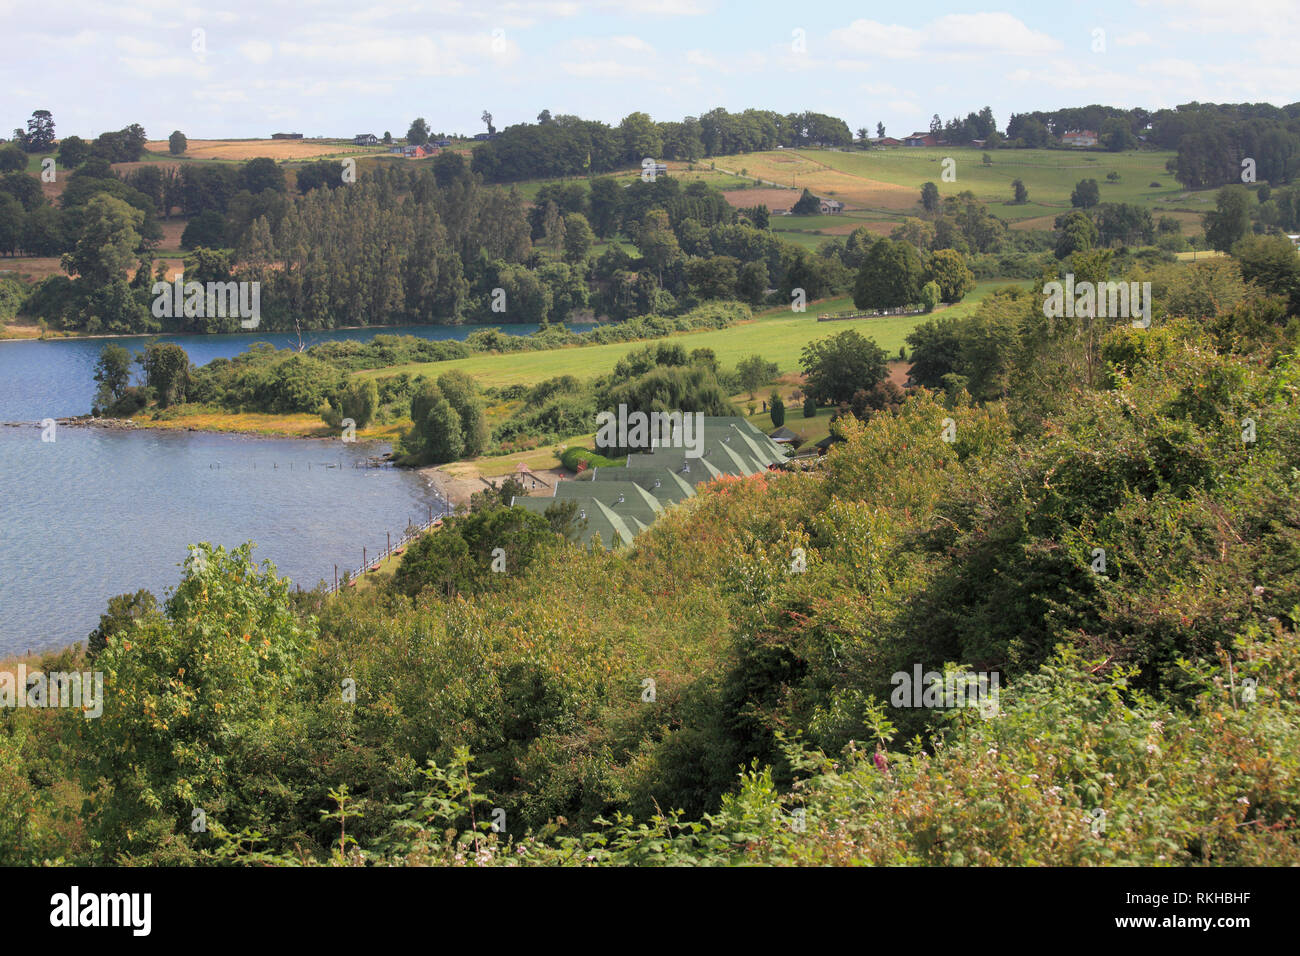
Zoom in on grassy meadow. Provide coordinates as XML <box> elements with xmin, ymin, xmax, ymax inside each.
<box><xmin>709</xmin><ymin>145</ymin><xmax>1210</xmax><ymax>237</ymax></box>
<box><xmin>358</xmin><ymin>280</ymin><xmax>1011</xmax><ymax>391</ymax></box>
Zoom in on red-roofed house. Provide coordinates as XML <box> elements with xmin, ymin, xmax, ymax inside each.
<box><xmin>1062</xmin><ymin>130</ymin><xmax>1098</xmax><ymax>148</ymax></box>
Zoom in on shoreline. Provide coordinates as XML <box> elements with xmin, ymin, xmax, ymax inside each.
<box><xmin>0</xmin><ymin>317</ymin><xmax>599</xmax><ymax>344</ymax></box>
<box><xmin>0</xmin><ymin>415</ymin><xmax>400</xmax><ymax>448</ymax></box>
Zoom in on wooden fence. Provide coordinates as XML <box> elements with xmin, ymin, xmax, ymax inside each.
<box><xmin>321</xmin><ymin>509</ymin><xmax>445</xmax><ymax>594</ymax></box>
<box><xmin>817</xmin><ymin>306</ymin><xmax>928</xmax><ymax>321</ymax></box>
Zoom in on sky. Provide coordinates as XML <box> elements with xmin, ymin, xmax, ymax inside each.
<box><xmin>4</xmin><ymin>0</ymin><xmax>1299</xmax><ymax>142</ymax></box>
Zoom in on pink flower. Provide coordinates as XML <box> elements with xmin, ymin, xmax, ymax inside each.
<box><xmin>873</xmin><ymin>750</ymin><xmax>888</xmax><ymax>772</ymax></box>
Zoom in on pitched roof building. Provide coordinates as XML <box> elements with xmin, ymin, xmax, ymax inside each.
<box><xmin>508</xmin><ymin>417</ymin><xmax>788</xmax><ymax>549</ymax></box>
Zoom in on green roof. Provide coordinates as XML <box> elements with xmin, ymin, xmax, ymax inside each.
<box><xmin>625</xmin><ymin>449</ymin><xmax>726</xmax><ymax>484</ymax></box>
<box><xmin>698</xmin><ymin>417</ymin><xmax>787</xmax><ymax>464</ymax></box>
<box><xmin>507</xmin><ymin>496</ymin><xmax>637</xmax><ymax>550</ymax></box>
<box><xmin>554</xmin><ymin>480</ymin><xmax>664</xmax><ymax>527</ymax></box>
<box><xmin>599</xmin><ymin>467</ymin><xmax>697</xmax><ymax>504</ymax></box>
<box><xmin>503</xmin><ymin>419</ymin><xmax>780</xmax><ymax>552</ymax></box>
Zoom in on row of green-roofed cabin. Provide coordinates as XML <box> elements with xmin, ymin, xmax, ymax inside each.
<box><xmin>623</xmin><ymin>440</ymin><xmax>766</xmax><ymax>478</ymax></box>
<box><xmin>507</xmin><ymin>494</ymin><xmax>639</xmax><ymax>550</ymax></box>
<box><xmin>553</xmin><ymin>479</ymin><xmax>664</xmax><ymax>527</ymax></box>
<box><xmin>694</xmin><ymin>417</ymin><xmax>788</xmax><ymax>465</ymax></box>
<box><xmin>505</xmin><ymin>418</ymin><xmax>787</xmax><ymax>550</ymax></box>
<box><xmin>591</xmin><ymin>467</ymin><xmax>696</xmax><ymax>503</ymax></box>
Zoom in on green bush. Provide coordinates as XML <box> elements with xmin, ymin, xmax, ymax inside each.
<box><xmin>560</xmin><ymin>446</ymin><xmax>623</xmax><ymax>472</ymax></box>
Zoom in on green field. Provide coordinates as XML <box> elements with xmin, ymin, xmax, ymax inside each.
<box><xmin>710</xmin><ymin>146</ymin><xmax>1212</xmax><ymax>237</ymax></box>
<box><xmin>360</xmin><ymin>280</ymin><xmax>1011</xmax><ymax>389</ymax></box>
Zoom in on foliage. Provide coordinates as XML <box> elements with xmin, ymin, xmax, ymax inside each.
<box><xmin>800</xmin><ymin>329</ymin><xmax>888</xmax><ymax>406</ymax></box>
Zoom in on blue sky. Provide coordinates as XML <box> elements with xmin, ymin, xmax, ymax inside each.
<box><xmin>5</xmin><ymin>0</ymin><xmax>1297</xmax><ymax>142</ymax></box>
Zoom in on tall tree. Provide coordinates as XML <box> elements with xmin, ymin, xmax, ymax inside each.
<box><xmin>799</xmin><ymin>329</ymin><xmax>888</xmax><ymax>406</ymax></box>
<box><xmin>407</xmin><ymin>118</ymin><xmax>430</xmax><ymax>146</ymax></box>
<box><xmin>92</xmin><ymin>344</ymin><xmax>134</xmax><ymax>411</ymax></box>
<box><xmin>920</xmin><ymin>182</ymin><xmax>940</xmax><ymax>213</ymax></box>
<box><xmin>62</xmin><ymin>194</ymin><xmax>143</xmax><ymax>286</ymax></box>
<box><xmin>16</xmin><ymin>109</ymin><xmax>55</xmax><ymax>152</ymax></box>
<box><xmin>1205</xmin><ymin>185</ymin><xmax>1254</xmax><ymax>252</ymax></box>
<box><xmin>1071</xmin><ymin>178</ymin><xmax>1101</xmax><ymax>209</ymax></box>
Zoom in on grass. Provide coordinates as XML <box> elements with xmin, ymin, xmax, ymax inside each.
<box><xmin>709</xmin><ymin>146</ymin><xmax>1212</xmax><ymax>238</ymax></box>
<box><xmin>736</xmin><ymin>393</ymin><xmax>837</xmax><ymax>448</ymax></box>
<box><xmin>510</xmin><ymin>161</ymin><xmax>753</xmax><ymax>202</ymax></box>
<box><xmin>130</xmin><ymin>407</ymin><xmax>405</xmax><ymax>441</ymax></box>
<box><xmin>360</xmin><ymin>280</ymin><xmax>1012</xmax><ymax>390</ymax></box>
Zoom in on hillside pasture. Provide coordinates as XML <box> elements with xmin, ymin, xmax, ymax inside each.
<box><xmin>708</xmin><ymin>146</ymin><xmax>1209</xmax><ymax>240</ymax></box>
<box><xmin>360</xmin><ymin>280</ymin><xmax>1011</xmax><ymax>390</ymax></box>
<box><xmin>143</xmin><ymin>138</ymin><xmax>373</xmax><ymax>162</ymax></box>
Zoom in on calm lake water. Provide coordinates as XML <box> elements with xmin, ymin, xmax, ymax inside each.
<box><xmin>0</xmin><ymin>322</ymin><xmax>540</xmax><ymax>656</ymax></box>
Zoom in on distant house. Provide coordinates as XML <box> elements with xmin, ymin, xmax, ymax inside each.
<box><xmin>401</xmin><ymin>143</ymin><xmax>438</xmax><ymax>158</ymax></box>
<box><xmin>435</xmin><ymin>138</ymin><xmax>452</xmax><ymax>147</ymax></box>
<box><xmin>353</xmin><ymin>133</ymin><xmax>378</xmax><ymax>146</ymax></box>
<box><xmin>1288</xmin><ymin>234</ymin><xmax>1300</xmax><ymax>250</ymax></box>
<box><xmin>904</xmin><ymin>132</ymin><xmax>938</xmax><ymax>147</ymax></box>
<box><xmin>472</xmin><ymin>132</ymin><xmax>490</xmax><ymax>141</ymax></box>
<box><xmin>819</xmin><ymin>199</ymin><xmax>844</xmax><ymax>214</ymax></box>
<box><xmin>871</xmin><ymin>137</ymin><xmax>902</xmax><ymax>147</ymax></box>
<box><xmin>769</xmin><ymin>426</ymin><xmax>799</xmax><ymax>444</ymax></box>
<box><xmin>271</xmin><ymin>132</ymin><xmax>303</xmax><ymax>140</ymax></box>
<box><xmin>645</xmin><ymin>162</ymin><xmax>668</xmax><ymax>177</ymax></box>
<box><xmin>388</xmin><ymin>145</ymin><xmax>404</xmax><ymax>154</ymax></box>
<box><xmin>1062</xmin><ymin>129</ymin><xmax>1098</xmax><ymax>148</ymax></box>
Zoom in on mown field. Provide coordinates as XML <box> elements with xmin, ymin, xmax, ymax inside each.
<box><xmin>708</xmin><ymin>146</ymin><xmax>1211</xmax><ymax>238</ymax></box>
<box><xmin>358</xmin><ymin>280</ymin><xmax>1010</xmax><ymax>390</ymax></box>
<box><xmin>142</xmin><ymin>138</ymin><xmax>378</xmax><ymax>162</ymax></box>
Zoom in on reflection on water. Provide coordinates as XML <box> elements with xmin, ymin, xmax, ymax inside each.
<box><xmin>0</xmin><ymin>426</ymin><xmax>444</xmax><ymax>656</ymax></box>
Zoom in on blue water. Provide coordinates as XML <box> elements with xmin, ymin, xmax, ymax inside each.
<box><xmin>0</xmin><ymin>322</ymin><xmax>543</xmax><ymax>656</ymax></box>
<box><xmin>0</xmin><ymin>322</ymin><xmax>541</xmax><ymax>423</ymax></box>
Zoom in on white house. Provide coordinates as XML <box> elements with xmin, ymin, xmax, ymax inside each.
<box><xmin>1062</xmin><ymin>129</ymin><xmax>1098</xmax><ymax>148</ymax></box>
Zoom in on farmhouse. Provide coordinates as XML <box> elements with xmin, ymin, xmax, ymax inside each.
<box><xmin>1062</xmin><ymin>129</ymin><xmax>1098</xmax><ymax>148</ymax></box>
<box><xmin>271</xmin><ymin>132</ymin><xmax>303</xmax><ymax>139</ymax></box>
<box><xmin>396</xmin><ymin>143</ymin><xmax>438</xmax><ymax>158</ymax></box>
<box><xmin>904</xmin><ymin>132</ymin><xmax>939</xmax><ymax>147</ymax></box>
<box><xmin>819</xmin><ymin>199</ymin><xmax>844</xmax><ymax>214</ymax></box>
<box><xmin>353</xmin><ymin>133</ymin><xmax>378</xmax><ymax>146</ymax></box>
<box><xmin>510</xmin><ymin>418</ymin><xmax>787</xmax><ymax>549</ymax></box>
<box><xmin>870</xmin><ymin>137</ymin><xmax>902</xmax><ymax>147</ymax></box>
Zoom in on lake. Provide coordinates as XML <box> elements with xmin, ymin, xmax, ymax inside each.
<box><xmin>0</xmin><ymin>322</ymin><xmax>540</xmax><ymax>657</ymax></box>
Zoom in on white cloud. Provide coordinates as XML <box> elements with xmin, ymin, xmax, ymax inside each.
<box><xmin>239</xmin><ymin>40</ymin><xmax>275</xmax><ymax>64</ymax></box>
<box><xmin>686</xmin><ymin>49</ymin><xmax>765</xmax><ymax>73</ymax></box>
<box><xmin>560</xmin><ymin>59</ymin><xmax>657</xmax><ymax>80</ymax></box>
<box><xmin>1115</xmin><ymin>31</ymin><xmax>1153</xmax><ymax>47</ymax></box>
<box><xmin>830</xmin><ymin>13</ymin><xmax>1061</xmax><ymax>61</ymax></box>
